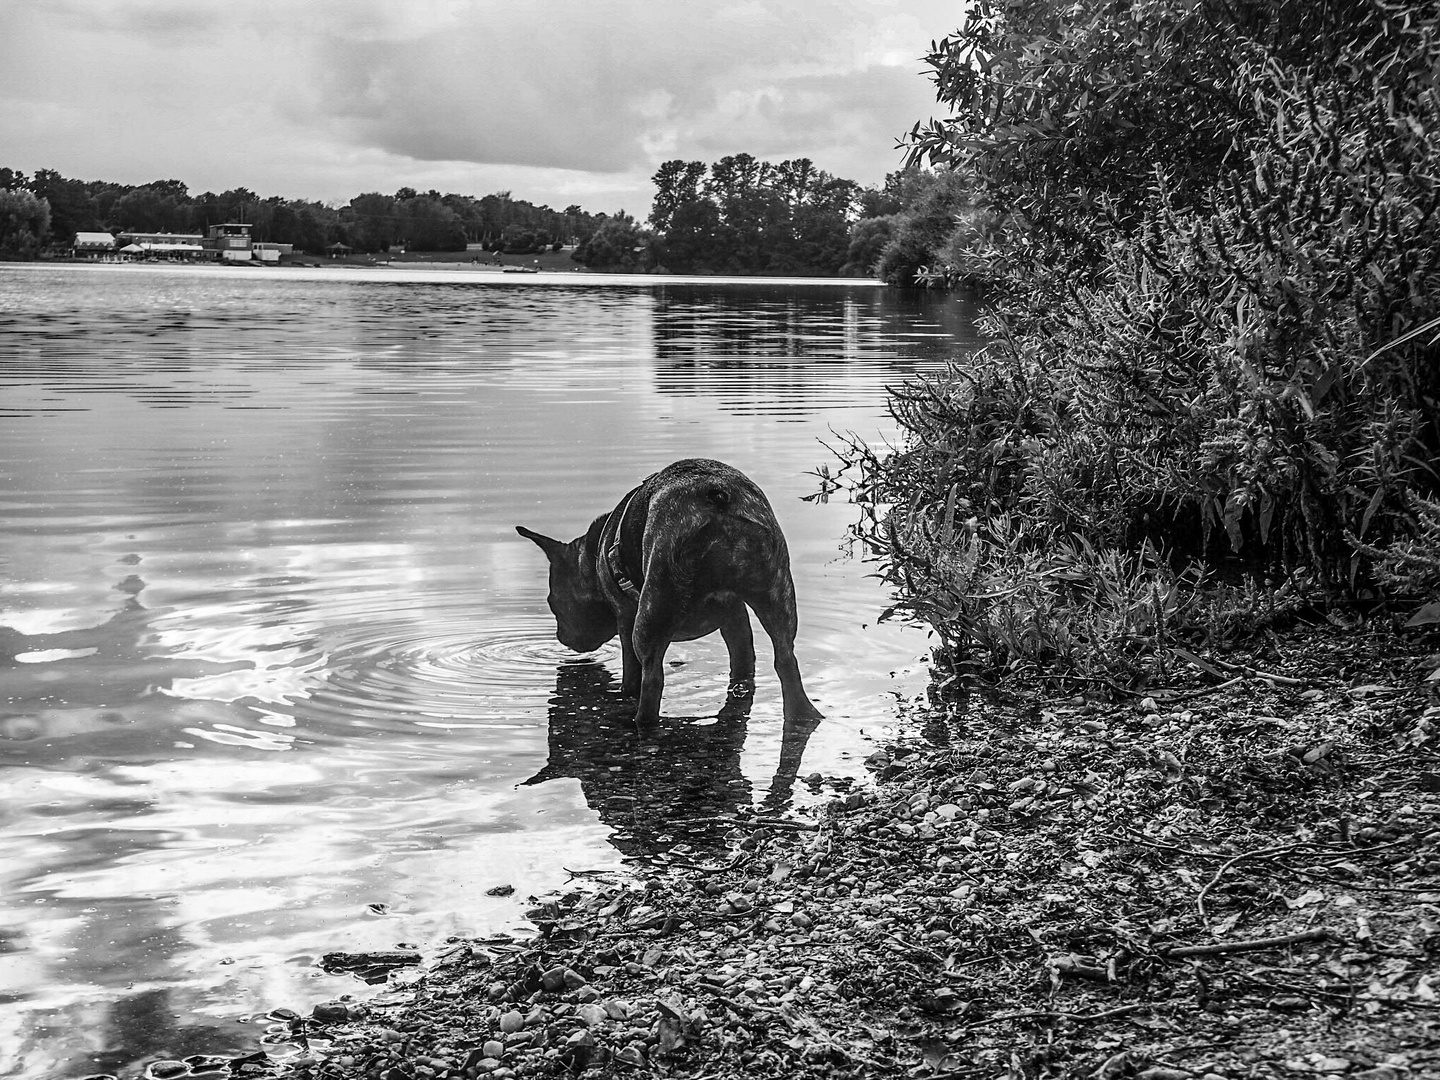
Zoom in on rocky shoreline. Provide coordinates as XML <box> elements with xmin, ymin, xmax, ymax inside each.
<box><xmin>134</xmin><ymin>624</ymin><xmax>1440</xmax><ymax>1080</ymax></box>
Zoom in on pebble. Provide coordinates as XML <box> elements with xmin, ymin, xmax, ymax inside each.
<box><xmin>616</xmin><ymin>1043</ymin><xmax>647</xmax><ymax>1067</ymax></box>
<box><xmin>577</xmin><ymin>1003</ymin><xmax>608</xmax><ymax>1027</ymax></box>
<box><xmin>498</xmin><ymin>1009</ymin><xmax>524</xmax><ymax>1033</ymax></box>
<box><xmin>147</xmin><ymin>1062</ymin><xmax>189</xmax><ymax>1080</ymax></box>
<box><xmin>603</xmin><ymin>998</ymin><xmax>630</xmax><ymax>1020</ymax></box>
<box><xmin>482</xmin><ymin>1040</ymin><xmax>504</xmax><ymax>1059</ymax></box>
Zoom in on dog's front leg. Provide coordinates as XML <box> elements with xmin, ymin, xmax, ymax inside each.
<box><xmin>631</xmin><ymin>601</ymin><xmax>675</xmax><ymax>728</ymax></box>
<box><xmin>617</xmin><ymin>610</ymin><xmax>642</xmax><ymax>699</ymax></box>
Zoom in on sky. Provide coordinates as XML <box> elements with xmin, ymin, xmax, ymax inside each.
<box><xmin>0</xmin><ymin>0</ymin><xmax>961</xmax><ymax>216</ymax></box>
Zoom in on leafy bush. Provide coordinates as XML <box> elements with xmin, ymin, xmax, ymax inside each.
<box><xmin>0</xmin><ymin>188</ymin><xmax>51</xmax><ymax>258</ymax></box>
<box><xmin>838</xmin><ymin>0</ymin><xmax>1440</xmax><ymax>682</ymax></box>
<box><xmin>571</xmin><ymin>214</ymin><xmax>658</xmax><ymax>272</ymax></box>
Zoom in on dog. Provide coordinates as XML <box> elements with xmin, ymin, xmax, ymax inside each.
<box><xmin>517</xmin><ymin>459</ymin><xmax>823</xmax><ymax>727</ymax></box>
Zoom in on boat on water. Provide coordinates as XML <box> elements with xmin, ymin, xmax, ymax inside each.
<box><xmin>502</xmin><ymin>266</ymin><xmax>540</xmax><ymax>274</ymax></box>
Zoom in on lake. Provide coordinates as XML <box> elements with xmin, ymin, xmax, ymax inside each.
<box><xmin>0</xmin><ymin>262</ymin><xmax>980</xmax><ymax>1078</ymax></box>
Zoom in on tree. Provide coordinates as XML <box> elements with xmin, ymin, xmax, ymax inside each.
<box><xmin>873</xmin><ymin>170</ymin><xmax>983</xmax><ymax>287</ymax></box>
<box><xmin>648</xmin><ymin>155</ymin><xmax>863</xmax><ymax>275</ymax></box>
<box><xmin>347</xmin><ymin>192</ymin><xmax>399</xmax><ymax>252</ymax></box>
<box><xmin>840</xmin><ymin>216</ymin><xmax>893</xmax><ymax>277</ymax></box>
<box><xmin>572</xmin><ymin>213</ymin><xmax>656</xmax><ymax>272</ymax></box>
<box><xmin>113</xmin><ymin>184</ymin><xmax>193</xmax><ymax>233</ymax></box>
<box><xmin>0</xmin><ymin>188</ymin><xmax>51</xmax><ymax>258</ymax></box>
<box><xmin>28</xmin><ymin>169</ymin><xmax>98</xmax><ymax>240</ymax></box>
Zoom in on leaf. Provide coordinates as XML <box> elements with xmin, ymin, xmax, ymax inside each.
<box><xmin>1406</xmin><ymin>601</ymin><xmax>1440</xmax><ymax>627</ymax></box>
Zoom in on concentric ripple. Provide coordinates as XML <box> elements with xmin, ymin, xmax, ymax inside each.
<box><xmin>305</xmin><ymin>617</ymin><xmax>622</xmax><ymax>729</ymax></box>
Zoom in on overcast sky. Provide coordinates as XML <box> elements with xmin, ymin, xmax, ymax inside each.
<box><xmin>0</xmin><ymin>0</ymin><xmax>959</xmax><ymax>215</ymax></box>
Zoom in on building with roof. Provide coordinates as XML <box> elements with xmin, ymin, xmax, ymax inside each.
<box><xmin>116</xmin><ymin>231</ymin><xmax>206</xmax><ymax>259</ymax></box>
<box><xmin>73</xmin><ymin>232</ymin><xmax>116</xmax><ymax>257</ymax></box>
<box><xmin>205</xmin><ymin>223</ymin><xmax>253</xmax><ymax>261</ymax></box>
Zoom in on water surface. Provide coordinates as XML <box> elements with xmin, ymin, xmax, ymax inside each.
<box><xmin>0</xmin><ymin>262</ymin><xmax>979</xmax><ymax>1078</ymax></box>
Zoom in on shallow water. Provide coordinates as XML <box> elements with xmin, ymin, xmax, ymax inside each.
<box><xmin>0</xmin><ymin>262</ymin><xmax>980</xmax><ymax>1078</ymax></box>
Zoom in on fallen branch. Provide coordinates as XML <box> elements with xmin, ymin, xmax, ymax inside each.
<box><xmin>1151</xmin><ymin>675</ymin><xmax>1247</xmax><ymax>703</ymax></box>
<box><xmin>961</xmin><ymin>1003</ymin><xmax>1148</xmax><ymax>1029</ymax></box>
<box><xmin>1160</xmin><ymin>929</ymin><xmax>1330</xmax><ymax>959</ymax></box>
<box><xmin>1197</xmin><ymin>842</ymin><xmax>1306</xmax><ymax>917</ymax></box>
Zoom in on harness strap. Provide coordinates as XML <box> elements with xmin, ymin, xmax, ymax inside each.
<box><xmin>605</xmin><ymin>486</ymin><xmax>643</xmax><ymax>600</ymax></box>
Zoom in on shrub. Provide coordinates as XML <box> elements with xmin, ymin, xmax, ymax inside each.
<box><xmin>0</xmin><ymin>189</ymin><xmax>51</xmax><ymax>258</ymax></box>
<box><xmin>838</xmin><ymin>0</ymin><xmax>1440</xmax><ymax>682</ymax></box>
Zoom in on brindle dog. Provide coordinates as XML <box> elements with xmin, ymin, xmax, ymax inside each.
<box><xmin>517</xmin><ymin>459</ymin><xmax>823</xmax><ymax>727</ymax></box>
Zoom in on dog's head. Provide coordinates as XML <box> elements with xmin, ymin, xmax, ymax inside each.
<box><xmin>516</xmin><ymin>525</ymin><xmax>618</xmax><ymax>652</ymax></box>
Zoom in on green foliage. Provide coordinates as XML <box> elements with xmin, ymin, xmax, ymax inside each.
<box><xmin>840</xmin><ymin>215</ymin><xmax>893</xmax><ymax>277</ymax></box>
<box><xmin>840</xmin><ymin>0</ymin><xmax>1440</xmax><ymax>682</ymax></box>
<box><xmin>0</xmin><ymin>188</ymin><xmax>51</xmax><ymax>258</ymax></box>
<box><xmin>571</xmin><ymin>213</ymin><xmax>658</xmax><ymax>272</ymax></box>
<box><xmin>648</xmin><ymin>154</ymin><xmax>861</xmax><ymax>275</ymax></box>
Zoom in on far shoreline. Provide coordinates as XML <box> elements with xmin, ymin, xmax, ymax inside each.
<box><xmin>1</xmin><ymin>260</ymin><xmax>886</xmax><ymax>289</ymax></box>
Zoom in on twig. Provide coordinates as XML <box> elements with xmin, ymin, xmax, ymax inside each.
<box><xmin>961</xmin><ymin>1003</ymin><xmax>1148</xmax><ymax>1029</ymax></box>
<box><xmin>1160</xmin><ymin>929</ymin><xmax>1330</xmax><ymax>959</ymax></box>
<box><xmin>885</xmin><ymin>936</ymin><xmax>947</xmax><ymax>965</ymax></box>
<box><xmin>731</xmin><ymin>814</ymin><xmax>820</xmax><ymax>832</ymax></box>
<box><xmin>1151</xmin><ymin>675</ymin><xmax>1246</xmax><ymax>703</ymax></box>
<box><xmin>1289</xmin><ymin>867</ymin><xmax>1440</xmax><ymax>894</ymax></box>
<box><xmin>1202</xmin><ymin>654</ymin><xmax>1308</xmax><ymax>686</ymax></box>
<box><xmin>1197</xmin><ymin>843</ymin><xmax>1305</xmax><ymax>918</ymax></box>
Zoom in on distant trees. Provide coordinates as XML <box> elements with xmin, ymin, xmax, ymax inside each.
<box><xmin>571</xmin><ymin>213</ymin><xmax>657</xmax><ymax>272</ymax></box>
<box><xmin>645</xmin><ymin>154</ymin><xmax>863</xmax><ymax>276</ymax></box>
<box><xmin>0</xmin><ymin>188</ymin><xmax>51</xmax><ymax>258</ymax></box>
<box><xmin>0</xmin><ymin>168</ymin><xmax>610</xmax><ymax>257</ymax></box>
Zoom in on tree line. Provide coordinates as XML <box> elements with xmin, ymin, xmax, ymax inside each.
<box><xmin>1</xmin><ymin>159</ymin><xmax>967</xmax><ymax>279</ymax></box>
<box><xmin>0</xmin><ymin>167</ymin><xmax>612</xmax><ymax>257</ymax></box>
<box><xmin>573</xmin><ymin>154</ymin><xmax>926</xmax><ymax>277</ymax></box>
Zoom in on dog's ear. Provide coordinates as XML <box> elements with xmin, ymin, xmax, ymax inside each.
<box><xmin>516</xmin><ymin>525</ymin><xmax>564</xmax><ymax>560</ymax></box>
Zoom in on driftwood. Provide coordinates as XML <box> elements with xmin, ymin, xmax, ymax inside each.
<box><xmin>1159</xmin><ymin>929</ymin><xmax>1331</xmax><ymax>959</ymax></box>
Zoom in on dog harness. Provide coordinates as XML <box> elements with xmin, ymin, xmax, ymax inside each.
<box><xmin>605</xmin><ymin>485</ymin><xmax>643</xmax><ymax>600</ymax></box>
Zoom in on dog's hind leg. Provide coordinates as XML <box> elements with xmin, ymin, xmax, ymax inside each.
<box><xmin>718</xmin><ymin>604</ymin><xmax>756</xmax><ymax>719</ymax></box>
<box><xmin>749</xmin><ymin>579</ymin><xmax>823</xmax><ymax>722</ymax></box>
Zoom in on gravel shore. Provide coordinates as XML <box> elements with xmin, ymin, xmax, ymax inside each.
<box><xmin>151</xmin><ymin>624</ymin><xmax>1440</xmax><ymax>1080</ymax></box>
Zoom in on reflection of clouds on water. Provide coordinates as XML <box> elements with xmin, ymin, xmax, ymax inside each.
<box><xmin>0</xmin><ymin>570</ymin><xmax>263</xmax><ymax>761</ymax></box>
<box><xmin>0</xmin><ymin>267</ymin><xmax>979</xmax><ymax>1079</ymax></box>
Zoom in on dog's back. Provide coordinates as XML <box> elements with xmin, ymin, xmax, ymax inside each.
<box><xmin>639</xmin><ymin>460</ymin><xmax>790</xmax><ymax>597</ymax></box>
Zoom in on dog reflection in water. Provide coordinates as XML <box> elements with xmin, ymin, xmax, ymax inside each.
<box><xmin>522</xmin><ymin>660</ymin><xmax>819</xmax><ymax>859</ymax></box>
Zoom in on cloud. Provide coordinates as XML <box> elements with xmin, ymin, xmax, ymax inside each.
<box><xmin>0</xmin><ymin>0</ymin><xmax>958</xmax><ymax>210</ymax></box>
